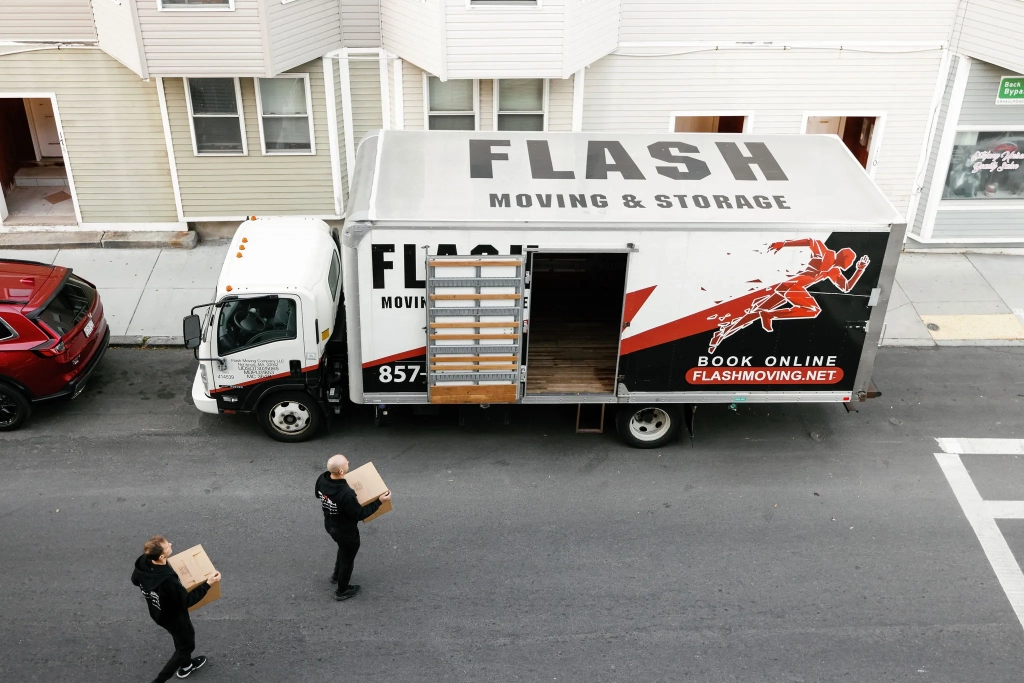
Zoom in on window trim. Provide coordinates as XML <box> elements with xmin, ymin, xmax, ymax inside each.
<box><xmin>0</xmin><ymin>316</ymin><xmax>17</xmax><ymax>342</ymax></box>
<box><xmin>254</xmin><ymin>73</ymin><xmax>316</xmax><ymax>156</ymax></box>
<box><xmin>158</xmin><ymin>0</ymin><xmax>235</xmax><ymax>11</ymax></box>
<box><xmin>800</xmin><ymin>111</ymin><xmax>885</xmax><ymax>180</ymax></box>
<box><xmin>184</xmin><ymin>77</ymin><xmax>248</xmax><ymax>157</ymax></box>
<box><xmin>423</xmin><ymin>75</ymin><xmax>479</xmax><ymax>131</ymax></box>
<box><xmin>466</xmin><ymin>0</ymin><xmax>541</xmax><ymax>8</ymax></box>
<box><xmin>493</xmin><ymin>78</ymin><xmax>548</xmax><ymax>132</ymax></box>
<box><xmin>668</xmin><ymin>111</ymin><xmax>755</xmax><ymax>134</ymax></box>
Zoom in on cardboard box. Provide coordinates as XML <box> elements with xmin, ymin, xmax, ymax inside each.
<box><xmin>345</xmin><ymin>461</ymin><xmax>392</xmax><ymax>523</ymax></box>
<box><xmin>168</xmin><ymin>544</ymin><xmax>221</xmax><ymax>613</ymax></box>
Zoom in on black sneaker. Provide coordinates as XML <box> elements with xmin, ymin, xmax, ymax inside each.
<box><xmin>176</xmin><ymin>655</ymin><xmax>206</xmax><ymax>678</ymax></box>
<box><xmin>334</xmin><ymin>584</ymin><xmax>361</xmax><ymax>601</ymax></box>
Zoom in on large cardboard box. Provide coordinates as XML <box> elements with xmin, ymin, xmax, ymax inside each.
<box><xmin>345</xmin><ymin>462</ymin><xmax>392</xmax><ymax>523</ymax></box>
<box><xmin>168</xmin><ymin>544</ymin><xmax>221</xmax><ymax>613</ymax></box>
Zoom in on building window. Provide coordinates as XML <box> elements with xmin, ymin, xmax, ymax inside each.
<box><xmin>256</xmin><ymin>76</ymin><xmax>315</xmax><ymax>155</ymax></box>
<box><xmin>185</xmin><ymin>78</ymin><xmax>246</xmax><ymax>156</ymax></box>
<box><xmin>805</xmin><ymin>115</ymin><xmax>878</xmax><ymax>169</ymax></box>
<box><xmin>673</xmin><ymin>115</ymin><xmax>747</xmax><ymax>134</ymax></box>
<box><xmin>160</xmin><ymin>0</ymin><xmax>234</xmax><ymax>9</ymax></box>
<box><xmin>427</xmin><ymin>77</ymin><xmax>477</xmax><ymax>130</ymax></box>
<box><xmin>496</xmin><ymin>79</ymin><xmax>545</xmax><ymax>131</ymax></box>
<box><xmin>943</xmin><ymin>131</ymin><xmax>1024</xmax><ymax>200</ymax></box>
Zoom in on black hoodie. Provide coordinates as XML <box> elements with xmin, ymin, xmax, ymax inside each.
<box><xmin>315</xmin><ymin>472</ymin><xmax>383</xmax><ymax>539</ymax></box>
<box><xmin>131</xmin><ymin>555</ymin><xmax>210</xmax><ymax>626</ymax></box>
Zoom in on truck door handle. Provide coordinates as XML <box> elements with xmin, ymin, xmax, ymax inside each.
<box><xmin>289</xmin><ymin>360</ymin><xmax>301</xmax><ymax>376</ymax></box>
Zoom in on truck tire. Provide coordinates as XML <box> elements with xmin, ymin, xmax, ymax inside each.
<box><xmin>616</xmin><ymin>405</ymin><xmax>680</xmax><ymax>449</ymax></box>
<box><xmin>0</xmin><ymin>382</ymin><xmax>31</xmax><ymax>431</ymax></box>
<box><xmin>258</xmin><ymin>391</ymin><xmax>321</xmax><ymax>442</ymax></box>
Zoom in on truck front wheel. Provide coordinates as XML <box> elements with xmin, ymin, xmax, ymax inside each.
<box><xmin>258</xmin><ymin>391</ymin><xmax>321</xmax><ymax>442</ymax></box>
<box><xmin>616</xmin><ymin>405</ymin><xmax>680</xmax><ymax>449</ymax></box>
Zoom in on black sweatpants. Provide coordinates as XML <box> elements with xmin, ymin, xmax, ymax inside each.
<box><xmin>154</xmin><ymin>619</ymin><xmax>195</xmax><ymax>683</ymax></box>
<box><xmin>325</xmin><ymin>522</ymin><xmax>360</xmax><ymax>589</ymax></box>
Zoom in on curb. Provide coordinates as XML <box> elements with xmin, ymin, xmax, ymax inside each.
<box><xmin>0</xmin><ymin>231</ymin><xmax>197</xmax><ymax>250</ymax></box>
<box><xmin>110</xmin><ymin>336</ymin><xmax>184</xmax><ymax>347</ymax></box>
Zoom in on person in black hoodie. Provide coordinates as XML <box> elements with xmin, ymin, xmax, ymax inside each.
<box><xmin>131</xmin><ymin>536</ymin><xmax>221</xmax><ymax>682</ymax></box>
<box><xmin>315</xmin><ymin>454</ymin><xmax>391</xmax><ymax>601</ymax></box>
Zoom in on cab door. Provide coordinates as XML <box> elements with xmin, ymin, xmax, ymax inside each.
<box><xmin>210</xmin><ymin>295</ymin><xmax>305</xmax><ymax>394</ymax></box>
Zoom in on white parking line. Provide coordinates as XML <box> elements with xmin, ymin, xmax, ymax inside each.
<box><xmin>934</xmin><ymin>438</ymin><xmax>1024</xmax><ymax>631</ymax></box>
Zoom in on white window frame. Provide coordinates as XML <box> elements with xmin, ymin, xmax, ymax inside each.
<box><xmin>254</xmin><ymin>74</ymin><xmax>316</xmax><ymax>156</ymax></box>
<box><xmin>423</xmin><ymin>75</ymin><xmax>479</xmax><ymax>131</ymax></box>
<box><xmin>467</xmin><ymin>0</ymin><xmax>540</xmax><ymax>8</ymax></box>
<box><xmin>158</xmin><ymin>0</ymin><xmax>235</xmax><ymax>11</ymax></box>
<box><xmin>493</xmin><ymin>78</ymin><xmax>548</xmax><ymax>132</ymax></box>
<box><xmin>934</xmin><ymin>125</ymin><xmax>1024</xmax><ymax>211</ymax></box>
<box><xmin>184</xmin><ymin>77</ymin><xmax>248</xmax><ymax>157</ymax></box>
<box><xmin>800</xmin><ymin>111</ymin><xmax>885</xmax><ymax>180</ymax></box>
<box><xmin>668</xmin><ymin>111</ymin><xmax>755</xmax><ymax>134</ymax></box>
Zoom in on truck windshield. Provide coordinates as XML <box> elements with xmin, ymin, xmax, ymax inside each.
<box><xmin>218</xmin><ymin>296</ymin><xmax>297</xmax><ymax>355</ymax></box>
<box><xmin>36</xmin><ymin>275</ymin><xmax>96</xmax><ymax>338</ymax></box>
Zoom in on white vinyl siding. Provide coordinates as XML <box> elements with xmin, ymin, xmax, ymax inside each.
<box><xmin>402</xmin><ymin>60</ymin><xmax>424</xmax><ymax>130</ymax></box>
<box><xmin>563</xmin><ymin>0</ymin><xmax>619</xmax><ymax>76</ymax></box>
<box><xmin>582</xmin><ymin>48</ymin><xmax>945</xmax><ymax>215</ymax></box>
<box><xmin>479</xmin><ymin>79</ymin><xmax>494</xmax><ymax>131</ymax></box>
<box><xmin>547</xmin><ymin>75</ymin><xmax>573</xmax><ymax>131</ymax></box>
<box><xmin>910</xmin><ymin>60</ymin><xmax>957</xmax><ymax>236</ymax></box>
<box><xmin>349</xmin><ymin>58</ymin><xmax>384</xmax><ymax>147</ymax></box>
<box><xmin>445</xmin><ymin>0</ymin><xmax>564</xmax><ymax>79</ymax></box>
<box><xmin>952</xmin><ymin>0</ymin><xmax>1024</xmax><ymax>75</ymax></box>
<box><xmin>618</xmin><ymin>0</ymin><xmax>959</xmax><ymax>44</ymax></box>
<box><xmin>0</xmin><ymin>0</ymin><xmax>96</xmax><ymax>43</ymax></box>
<box><xmin>136</xmin><ymin>0</ymin><xmax>267</xmax><ymax>77</ymax></box>
<box><xmin>381</xmin><ymin>0</ymin><xmax>444</xmax><ymax>78</ymax></box>
<box><xmin>0</xmin><ymin>48</ymin><xmax>177</xmax><ymax>223</ymax></box>
<box><xmin>932</xmin><ymin>210</ymin><xmax>1024</xmax><ymax>240</ymax></box>
<box><xmin>91</xmin><ymin>0</ymin><xmax>146</xmax><ymax>77</ymax></box>
<box><xmin>342</xmin><ymin>0</ymin><xmax>383</xmax><ymax>48</ymax></box>
<box><xmin>959</xmin><ymin>59</ymin><xmax>1024</xmax><ymax>127</ymax></box>
<box><xmin>164</xmin><ymin>60</ymin><xmax>334</xmax><ymax>217</ymax></box>
<box><xmin>266</xmin><ymin>0</ymin><xmax>343</xmax><ymax>74</ymax></box>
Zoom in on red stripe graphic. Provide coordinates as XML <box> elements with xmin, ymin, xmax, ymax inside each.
<box><xmin>211</xmin><ymin>363</ymin><xmax>320</xmax><ymax>393</ymax></box>
<box><xmin>619</xmin><ymin>286</ymin><xmax>777</xmax><ymax>356</ymax></box>
<box><xmin>362</xmin><ymin>346</ymin><xmax>427</xmax><ymax>369</ymax></box>
<box><xmin>622</xmin><ymin>285</ymin><xmax>656</xmax><ymax>325</ymax></box>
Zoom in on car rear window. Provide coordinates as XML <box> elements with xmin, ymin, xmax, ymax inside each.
<box><xmin>36</xmin><ymin>275</ymin><xmax>96</xmax><ymax>337</ymax></box>
<box><xmin>0</xmin><ymin>316</ymin><xmax>14</xmax><ymax>342</ymax></box>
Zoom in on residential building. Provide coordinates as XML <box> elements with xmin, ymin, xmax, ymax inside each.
<box><xmin>8</xmin><ymin>1</ymin><xmax>1015</xmax><ymax>247</ymax></box>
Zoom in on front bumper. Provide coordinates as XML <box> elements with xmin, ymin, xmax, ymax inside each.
<box><xmin>192</xmin><ymin>367</ymin><xmax>219</xmax><ymax>415</ymax></box>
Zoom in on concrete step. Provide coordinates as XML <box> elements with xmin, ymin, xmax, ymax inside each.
<box><xmin>14</xmin><ymin>165</ymin><xmax>69</xmax><ymax>187</ymax></box>
<box><xmin>0</xmin><ymin>230</ymin><xmax>198</xmax><ymax>249</ymax></box>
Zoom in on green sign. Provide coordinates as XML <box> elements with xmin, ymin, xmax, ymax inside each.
<box><xmin>997</xmin><ymin>76</ymin><xmax>1024</xmax><ymax>105</ymax></box>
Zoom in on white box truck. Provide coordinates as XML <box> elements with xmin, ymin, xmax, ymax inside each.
<box><xmin>184</xmin><ymin>130</ymin><xmax>905</xmax><ymax>447</ymax></box>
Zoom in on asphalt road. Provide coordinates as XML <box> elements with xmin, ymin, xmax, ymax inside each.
<box><xmin>1</xmin><ymin>347</ymin><xmax>1023</xmax><ymax>682</ymax></box>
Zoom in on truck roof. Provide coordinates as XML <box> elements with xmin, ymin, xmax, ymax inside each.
<box><xmin>344</xmin><ymin>130</ymin><xmax>903</xmax><ymax>231</ymax></box>
<box><xmin>215</xmin><ymin>218</ymin><xmax>335</xmax><ymax>296</ymax></box>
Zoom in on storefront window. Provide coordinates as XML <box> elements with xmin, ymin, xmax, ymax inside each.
<box><xmin>942</xmin><ymin>131</ymin><xmax>1024</xmax><ymax>199</ymax></box>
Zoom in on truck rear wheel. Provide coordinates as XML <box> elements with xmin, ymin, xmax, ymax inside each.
<box><xmin>616</xmin><ymin>405</ymin><xmax>680</xmax><ymax>449</ymax></box>
<box><xmin>258</xmin><ymin>391</ymin><xmax>321</xmax><ymax>442</ymax></box>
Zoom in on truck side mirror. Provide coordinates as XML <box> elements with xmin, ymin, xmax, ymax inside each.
<box><xmin>183</xmin><ymin>314</ymin><xmax>203</xmax><ymax>350</ymax></box>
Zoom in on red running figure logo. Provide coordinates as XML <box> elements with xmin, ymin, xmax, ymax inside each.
<box><xmin>708</xmin><ymin>239</ymin><xmax>870</xmax><ymax>353</ymax></box>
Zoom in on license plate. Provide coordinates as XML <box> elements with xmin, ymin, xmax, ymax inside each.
<box><xmin>83</xmin><ymin>319</ymin><xmax>95</xmax><ymax>338</ymax></box>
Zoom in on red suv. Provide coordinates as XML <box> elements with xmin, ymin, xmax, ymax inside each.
<box><xmin>0</xmin><ymin>259</ymin><xmax>109</xmax><ymax>430</ymax></box>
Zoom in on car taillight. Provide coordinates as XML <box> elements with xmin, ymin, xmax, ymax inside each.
<box><xmin>32</xmin><ymin>339</ymin><xmax>66</xmax><ymax>357</ymax></box>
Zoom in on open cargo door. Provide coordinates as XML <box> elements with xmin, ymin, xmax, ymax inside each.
<box><xmin>426</xmin><ymin>255</ymin><xmax>525</xmax><ymax>404</ymax></box>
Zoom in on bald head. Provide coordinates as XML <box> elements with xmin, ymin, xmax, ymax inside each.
<box><xmin>327</xmin><ymin>454</ymin><xmax>349</xmax><ymax>477</ymax></box>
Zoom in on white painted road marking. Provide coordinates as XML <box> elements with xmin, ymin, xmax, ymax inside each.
<box><xmin>934</xmin><ymin>438</ymin><xmax>1024</xmax><ymax>631</ymax></box>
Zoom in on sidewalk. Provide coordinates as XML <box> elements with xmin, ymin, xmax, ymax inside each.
<box><xmin>2</xmin><ymin>245</ymin><xmax>1023</xmax><ymax>346</ymax></box>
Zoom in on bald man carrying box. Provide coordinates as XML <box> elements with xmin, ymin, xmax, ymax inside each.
<box><xmin>314</xmin><ymin>454</ymin><xmax>392</xmax><ymax>601</ymax></box>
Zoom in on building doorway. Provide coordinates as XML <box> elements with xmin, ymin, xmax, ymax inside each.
<box><xmin>524</xmin><ymin>252</ymin><xmax>628</xmax><ymax>395</ymax></box>
<box><xmin>0</xmin><ymin>97</ymin><xmax>75</xmax><ymax>227</ymax></box>
<box><xmin>805</xmin><ymin>115</ymin><xmax>880</xmax><ymax>171</ymax></box>
<box><xmin>672</xmin><ymin>113</ymin><xmax>750</xmax><ymax>133</ymax></box>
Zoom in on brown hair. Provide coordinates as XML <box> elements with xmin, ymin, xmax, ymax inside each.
<box><xmin>143</xmin><ymin>535</ymin><xmax>168</xmax><ymax>560</ymax></box>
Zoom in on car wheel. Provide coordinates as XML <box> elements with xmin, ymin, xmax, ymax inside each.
<box><xmin>0</xmin><ymin>382</ymin><xmax>31</xmax><ymax>431</ymax></box>
<box><xmin>258</xmin><ymin>391</ymin><xmax>321</xmax><ymax>442</ymax></box>
<box><xmin>615</xmin><ymin>405</ymin><xmax>680</xmax><ymax>449</ymax></box>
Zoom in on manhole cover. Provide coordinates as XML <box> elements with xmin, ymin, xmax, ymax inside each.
<box><xmin>926</xmin><ymin>322</ymin><xmax>940</xmax><ymax>331</ymax></box>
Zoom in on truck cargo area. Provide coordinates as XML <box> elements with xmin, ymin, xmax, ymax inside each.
<box><xmin>525</xmin><ymin>252</ymin><xmax>627</xmax><ymax>395</ymax></box>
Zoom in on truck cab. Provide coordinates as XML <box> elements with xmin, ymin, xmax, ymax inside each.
<box><xmin>186</xmin><ymin>217</ymin><xmax>343</xmax><ymax>441</ymax></box>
